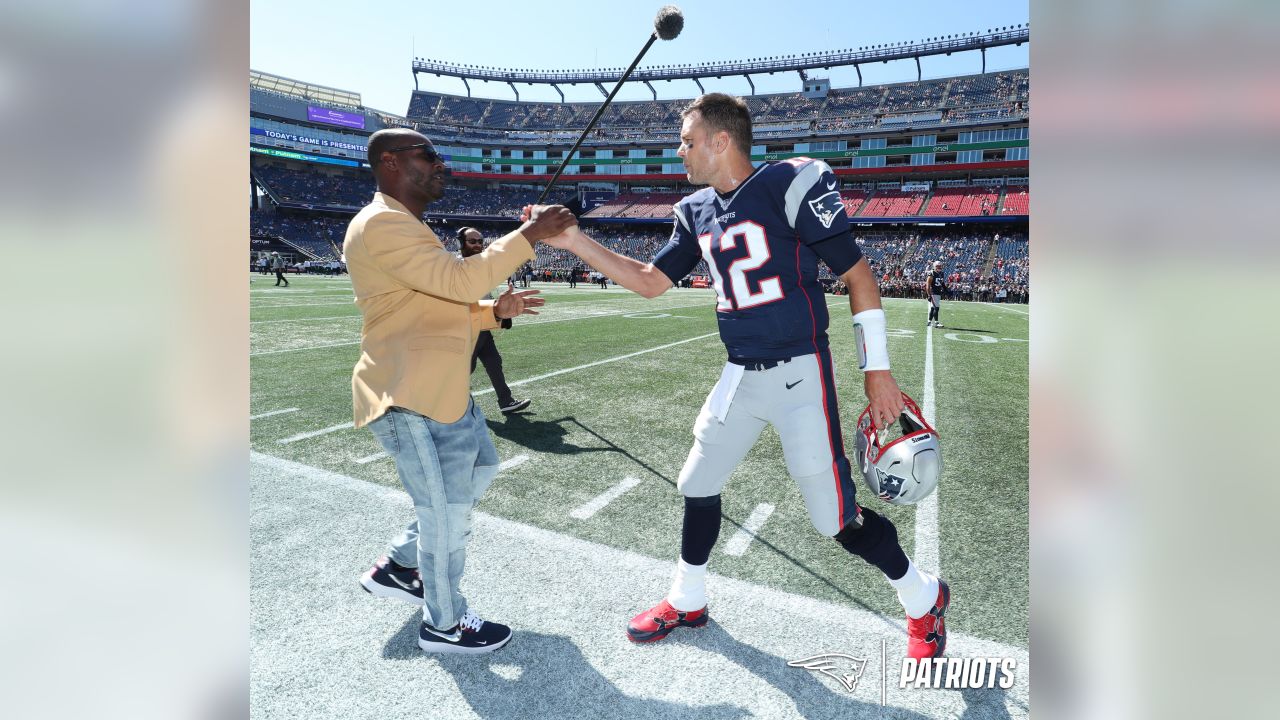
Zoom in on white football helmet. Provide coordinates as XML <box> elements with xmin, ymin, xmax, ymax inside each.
<box><xmin>853</xmin><ymin>392</ymin><xmax>942</xmax><ymax>506</ymax></box>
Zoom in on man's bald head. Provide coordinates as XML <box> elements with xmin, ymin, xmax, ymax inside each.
<box><xmin>367</xmin><ymin>128</ymin><xmax>428</xmax><ymax>175</ymax></box>
<box><xmin>365</xmin><ymin>128</ymin><xmax>447</xmax><ymax>211</ymax></box>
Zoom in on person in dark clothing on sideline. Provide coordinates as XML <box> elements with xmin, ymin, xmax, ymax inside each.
<box><xmin>458</xmin><ymin>227</ymin><xmax>531</xmax><ymax>415</ymax></box>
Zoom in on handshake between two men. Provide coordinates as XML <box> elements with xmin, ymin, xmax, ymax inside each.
<box><xmin>491</xmin><ymin>203</ymin><xmax>593</xmax><ymax>320</ymax></box>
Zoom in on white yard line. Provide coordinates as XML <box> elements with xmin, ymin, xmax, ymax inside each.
<box><xmin>353</xmin><ymin>452</ymin><xmax>387</xmax><ymax>464</ymax></box>
<box><xmin>498</xmin><ymin>454</ymin><xmax>531</xmax><ymax>472</ymax></box>
<box><xmin>914</xmin><ymin>325</ymin><xmax>940</xmax><ymax>576</ymax></box>
<box><xmin>569</xmin><ymin>477</ymin><xmax>643</xmax><ymax>520</ymax></box>
<box><xmin>249</xmin><ymin>407</ymin><xmax>299</xmax><ymax>421</ymax></box>
<box><xmin>472</xmin><ymin>332</ymin><xmax>720</xmax><ymax>395</ymax></box>
<box><xmin>723</xmin><ymin>503</ymin><xmax>776</xmax><ymax>557</ymax></box>
<box><xmin>277</xmin><ymin>422</ymin><xmax>352</xmax><ymax>445</ymax></box>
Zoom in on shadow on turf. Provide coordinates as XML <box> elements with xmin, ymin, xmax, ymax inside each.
<box><xmin>931</xmin><ymin>326</ymin><xmax>993</xmax><ymax>334</ymax></box>
<box><xmin>564</xmin><ymin>417</ymin><xmax>903</xmax><ymax>636</ymax></box>
<box><xmin>485</xmin><ymin>414</ymin><xmax>618</xmax><ymax>456</ymax></box>
<box><xmin>382</xmin><ymin>619</ymin><xmax>749</xmax><ymax>719</ymax></box>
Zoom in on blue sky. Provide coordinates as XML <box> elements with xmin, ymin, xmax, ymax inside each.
<box><xmin>250</xmin><ymin>0</ymin><xmax>1028</xmax><ymax>113</ymax></box>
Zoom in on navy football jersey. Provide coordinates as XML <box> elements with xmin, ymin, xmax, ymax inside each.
<box><xmin>929</xmin><ymin>269</ymin><xmax>946</xmax><ymax>293</ymax></box>
<box><xmin>652</xmin><ymin>158</ymin><xmax>862</xmax><ymax>362</ymax></box>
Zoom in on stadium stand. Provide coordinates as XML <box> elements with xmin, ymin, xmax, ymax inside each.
<box><xmin>922</xmin><ymin>186</ymin><xmax>1000</xmax><ymax>217</ymax></box>
<box><xmin>403</xmin><ymin>69</ymin><xmax>1029</xmax><ymax>135</ymax></box>
<box><xmin>858</xmin><ymin>189</ymin><xmax>928</xmax><ymax>217</ymax></box>
<box><xmin>1000</xmin><ymin>187</ymin><xmax>1029</xmax><ymax>214</ymax></box>
<box><xmin>251</xmin><ymin>63</ymin><xmax>1029</xmax><ymax>301</ymax></box>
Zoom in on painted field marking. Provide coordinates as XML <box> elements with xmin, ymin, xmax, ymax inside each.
<box><xmin>473</xmin><ymin>332</ymin><xmax>720</xmax><ymax>396</ymax></box>
<box><xmin>569</xmin><ymin>477</ymin><xmax>643</xmax><ymax>520</ymax></box>
<box><xmin>980</xmin><ymin>302</ymin><xmax>1028</xmax><ymax>315</ymax></box>
<box><xmin>250</xmin><ymin>408</ymin><xmax>299</xmax><ymax>421</ymax></box>
<box><xmin>498</xmin><ymin>454</ymin><xmax>531</xmax><ymax>472</ymax></box>
<box><xmin>250</xmin><ymin>451</ymin><xmax>1030</xmax><ymax>718</ymax></box>
<box><xmin>723</xmin><ymin>503</ymin><xmax>776</xmax><ymax>557</ymax></box>
<box><xmin>251</xmin><ymin>308</ymin><xmax>715</xmax><ymax>357</ymax></box>
<box><xmin>277</xmin><ymin>422</ymin><xmax>351</xmax><ymax>445</ymax></box>
<box><xmin>252</xmin><ymin>340</ymin><xmax>362</xmax><ymax>357</ymax></box>
<box><xmin>914</xmin><ymin>325</ymin><xmax>940</xmax><ymax>576</ymax></box>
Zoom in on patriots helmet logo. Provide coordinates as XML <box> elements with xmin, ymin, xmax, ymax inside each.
<box><xmin>807</xmin><ymin>191</ymin><xmax>845</xmax><ymax>229</ymax></box>
<box><xmin>787</xmin><ymin>653</ymin><xmax>869</xmax><ymax>693</ymax></box>
<box><xmin>875</xmin><ymin>468</ymin><xmax>909</xmax><ymax>500</ymax></box>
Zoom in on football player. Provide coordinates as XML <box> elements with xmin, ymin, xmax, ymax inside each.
<box><xmin>537</xmin><ymin>93</ymin><xmax>949</xmax><ymax>660</ymax></box>
<box><xmin>926</xmin><ymin>260</ymin><xmax>945</xmax><ymax>327</ymax></box>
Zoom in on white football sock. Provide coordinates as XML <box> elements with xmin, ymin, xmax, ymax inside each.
<box><xmin>888</xmin><ymin>560</ymin><xmax>940</xmax><ymax>619</ymax></box>
<box><xmin>667</xmin><ymin>558</ymin><xmax>708</xmax><ymax>611</ymax></box>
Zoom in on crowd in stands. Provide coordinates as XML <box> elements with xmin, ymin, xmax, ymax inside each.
<box><xmin>404</xmin><ymin>69</ymin><xmax>1029</xmax><ymax>136</ymax></box>
<box><xmin>856</xmin><ymin>228</ymin><xmax>1029</xmax><ymax>302</ymax></box>
<box><xmin>254</xmin><ymin>162</ymin><xmax>1030</xmax><ymax>221</ymax></box>
<box><xmin>254</xmin><ymin>163</ymin><xmax>372</xmax><ymax>207</ymax></box>
<box><xmin>251</xmin><ymin>202</ymin><xmax>1027</xmax><ymax>301</ymax></box>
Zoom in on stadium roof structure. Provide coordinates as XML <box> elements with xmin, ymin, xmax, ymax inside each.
<box><xmin>412</xmin><ymin>26</ymin><xmax>1027</xmax><ymax>101</ymax></box>
<box><xmin>251</xmin><ymin>69</ymin><xmax>363</xmax><ymax>110</ymax></box>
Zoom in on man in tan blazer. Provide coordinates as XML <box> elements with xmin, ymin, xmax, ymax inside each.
<box><xmin>347</xmin><ymin>129</ymin><xmax>576</xmax><ymax>655</ymax></box>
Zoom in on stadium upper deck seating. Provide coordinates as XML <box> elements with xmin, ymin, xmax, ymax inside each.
<box><xmin>405</xmin><ymin>69</ymin><xmax>1029</xmax><ymax>133</ymax></box>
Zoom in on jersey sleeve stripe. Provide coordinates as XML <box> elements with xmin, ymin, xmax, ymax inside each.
<box><xmin>672</xmin><ymin>204</ymin><xmax>692</xmax><ymax>234</ymax></box>
<box><xmin>783</xmin><ymin>160</ymin><xmax>829</xmax><ymax>228</ymax></box>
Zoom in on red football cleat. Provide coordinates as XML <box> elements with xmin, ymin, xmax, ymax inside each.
<box><xmin>906</xmin><ymin>579</ymin><xmax>950</xmax><ymax>660</ymax></box>
<box><xmin>626</xmin><ymin>598</ymin><xmax>709</xmax><ymax>643</ymax></box>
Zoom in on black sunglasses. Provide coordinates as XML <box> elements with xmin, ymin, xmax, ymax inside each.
<box><xmin>386</xmin><ymin>143</ymin><xmax>443</xmax><ymax>164</ymax></box>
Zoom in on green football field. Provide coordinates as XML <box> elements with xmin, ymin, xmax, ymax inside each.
<box><xmin>250</xmin><ymin>273</ymin><xmax>1028</xmax><ymax>719</ymax></box>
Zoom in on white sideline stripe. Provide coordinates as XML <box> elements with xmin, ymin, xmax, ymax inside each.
<box><xmin>250</xmin><ymin>314</ymin><xmax>361</xmax><ymax>325</ymax></box>
<box><xmin>472</xmin><ymin>332</ymin><xmax>720</xmax><ymax>395</ymax></box>
<box><xmin>723</xmin><ymin>503</ymin><xmax>776</xmax><ymax>557</ymax></box>
<box><xmin>249</xmin><ymin>451</ymin><xmax>1029</xmax><ymax>718</ymax></box>
<box><xmin>277</xmin><ymin>422</ymin><xmax>352</xmax><ymax>445</ymax></box>
<box><xmin>569</xmin><ymin>476</ymin><xmax>642</xmax><ymax>520</ymax></box>
<box><xmin>498</xmin><ymin>454</ymin><xmax>530</xmax><ymax>472</ymax></box>
<box><xmin>1001</xmin><ymin>337</ymin><xmax>1029</xmax><ymax>343</ymax></box>
<box><xmin>249</xmin><ymin>407</ymin><xmax>299</xmax><ymax>421</ymax></box>
<box><xmin>915</xmin><ymin>325</ymin><xmax>940</xmax><ymax>576</ymax></box>
<box><xmin>354</xmin><ymin>452</ymin><xmax>387</xmax><ymax>464</ymax></box>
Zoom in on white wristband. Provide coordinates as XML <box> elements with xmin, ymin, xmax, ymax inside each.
<box><xmin>852</xmin><ymin>309</ymin><xmax>890</xmax><ymax>371</ymax></box>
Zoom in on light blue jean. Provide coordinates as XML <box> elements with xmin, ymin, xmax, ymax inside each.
<box><xmin>366</xmin><ymin>400</ymin><xmax>499</xmax><ymax>629</ymax></box>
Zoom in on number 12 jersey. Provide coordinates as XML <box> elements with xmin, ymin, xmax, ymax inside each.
<box><xmin>652</xmin><ymin>157</ymin><xmax>863</xmax><ymax>363</ymax></box>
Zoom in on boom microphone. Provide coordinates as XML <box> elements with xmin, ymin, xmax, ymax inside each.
<box><xmin>534</xmin><ymin>5</ymin><xmax>684</xmax><ymax>205</ymax></box>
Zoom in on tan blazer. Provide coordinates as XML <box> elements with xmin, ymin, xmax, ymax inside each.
<box><xmin>343</xmin><ymin>192</ymin><xmax>535</xmax><ymax>427</ymax></box>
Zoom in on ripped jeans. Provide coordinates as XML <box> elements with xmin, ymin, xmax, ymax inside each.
<box><xmin>366</xmin><ymin>401</ymin><xmax>499</xmax><ymax>629</ymax></box>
